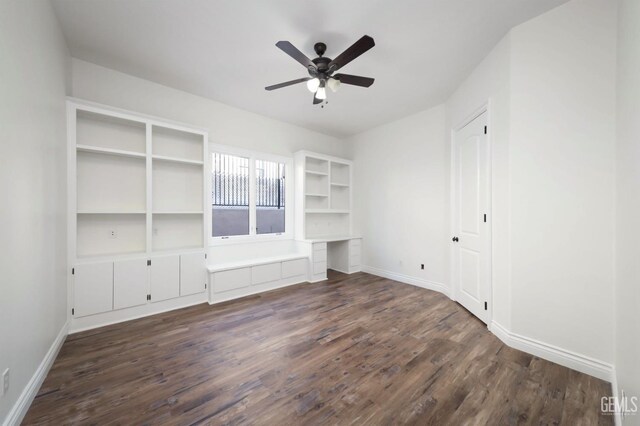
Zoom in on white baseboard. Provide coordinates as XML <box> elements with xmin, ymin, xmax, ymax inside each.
<box><xmin>490</xmin><ymin>321</ymin><xmax>614</xmax><ymax>382</ymax></box>
<box><xmin>2</xmin><ymin>321</ymin><xmax>69</xmax><ymax>426</ymax></box>
<box><xmin>209</xmin><ymin>275</ymin><xmax>307</xmax><ymax>305</ymax></box>
<box><xmin>610</xmin><ymin>368</ymin><xmax>622</xmax><ymax>426</ymax></box>
<box><xmin>361</xmin><ymin>266</ymin><xmax>615</xmax><ymax>384</ymax></box>
<box><xmin>362</xmin><ymin>265</ymin><xmax>451</xmax><ymax>297</ymax></box>
<box><xmin>70</xmin><ymin>293</ymin><xmax>207</xmax><ymax>334</ymax></box>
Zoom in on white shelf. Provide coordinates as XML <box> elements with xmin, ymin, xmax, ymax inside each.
<box><xmin>152</xmin><ymin>154</ymin><xmax>204</xmax><ymax>166</ymax></box>
<box><xmin>306</xmin><ymin>209</ymin><xmax>350</xmax><ymax>214</ymax></box>
<box><xmin>306</xmin><ymin>193</ymin><xmax>328</xmax><ymax>197</ymax></box>
<box><xmin>330</xmin><ymin>183</ymin><xmax>349</xmax><ymax>188</ymax></box>
<box><xmin>78</xmin><ymin>211</ymin><xmax>146</xmax><ymax>214</ymax></box>
<box><xmin>152</xmin><ymin>211</ymin><xmax>204</xmax><ymax>214</ymax></box>
<box><xmin>71</xmin><ymin>100</ymin><xmax>207</xmax><ymax>260</ymax></box>
<box><xmin>77</xmin><ymin>144</ymin><xmax>146</xmax><ymax>159</ymax></box>
<box><xmin>306</xmin><ymin>170</ymin><xmax>328</xmax><ymax>176</ymax></box>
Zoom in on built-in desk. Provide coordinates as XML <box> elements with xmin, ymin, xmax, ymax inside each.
<box><xmin>299</xmin><ymin>235</ymin><xmax>362</xmax><ymax>282</ymax></box>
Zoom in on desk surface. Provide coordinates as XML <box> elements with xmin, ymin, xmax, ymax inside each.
<box><xmin>301</xmin><ymin>235</ymin><xmax>362</xmax><ymax>243</ymax></box>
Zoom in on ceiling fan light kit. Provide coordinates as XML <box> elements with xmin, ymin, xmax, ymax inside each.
<box><xmin>265</xmin><ymin>35</ymin><xmax>376</xmax><ymax>105</ymax></box>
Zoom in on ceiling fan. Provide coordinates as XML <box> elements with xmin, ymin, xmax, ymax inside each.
<box><xmin>265</xmin><ymin>35</ymin><xmax>375</xmax><ymax>105</ymax></box>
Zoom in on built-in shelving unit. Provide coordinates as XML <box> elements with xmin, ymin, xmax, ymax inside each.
<box><xmin>70</xmin><ymin>100</ymin><xmax>208</xmax><ymax>259</ymax></box>
<box><xmin>68</xmin><ymin>99</ymin><xmax>210</xmax><ymax>332</ymax></box>
<box><xmin>295</xmin><ymin>151</ymin><xmax>353</xmax><ymax>240</ymax></box>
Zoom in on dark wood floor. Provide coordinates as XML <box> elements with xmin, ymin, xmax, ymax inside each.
<box><xmin>24</xmin><ymin>271</ymin><xmax>612</xmax><ymax>425</ymax></box>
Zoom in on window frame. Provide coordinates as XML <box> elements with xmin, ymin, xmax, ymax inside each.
<box><xmin>209</xmin><ymin>143</ymin><xmax>293</xmax><ymax>246</ymax></box>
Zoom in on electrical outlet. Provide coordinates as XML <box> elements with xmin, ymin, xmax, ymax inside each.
<box><xmin>108</xmin><ymin>229</ymin><xmax>117</xmax><ymax>239</ymax></box>
<box><xmin>2</xmin><ymin>368</ymin><xmax>9</xmax><ymax>396</ymax></box>
<box><xmin>153</xmin><ymin>228</ymin><xmax>158</xmax><ymax>236</ymax></box>
<box><xmin>421</xmin><ymin>264</ymin><xmax>425</xmax><ymax>270</ymax></box>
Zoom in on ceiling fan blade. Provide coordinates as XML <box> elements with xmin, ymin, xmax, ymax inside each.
<box><xmin>265</xmin><ymin>77</ymin><xmax>312</xmax><ymax>91</ymax></box>
<box><xmin>328</xmin><ymin>35</ymin><xmax>375</xmax><ymax>72</ymax></box>
<box><xmin>276</xmin><ymin>41</ymin><xmax>317</xmax><ymax>70</ymax></box>
<box><xmin>313</xmin><ymin>94</ymin><xmax>323</xmax><ymax>104</ymax></box>
<box><xmin>334</xmin><ymin>74</ymin><xmax>375</xmax><ymax>87</ymax></box>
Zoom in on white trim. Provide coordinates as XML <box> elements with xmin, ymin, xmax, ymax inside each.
<box><xmin>362</xmin><ymin>266</ymin><xmax>615</xmax><ymax>384</ymax></box>
<box><xmin>208</xmin><ymin>275</ymin><xmax>308</xmax><ymax>305</ymax></box>
<box><xmin>362</xmin><ymin>265</ymin><xmax>451</xmax><ymax>298</ymax></box>
<box><xmin>70</xmin><ymin>293</ymin><xmax>207</xmax><ymax>333</ymax></box>
<box><xmin>610</xmin><ymin>369</ymin><xmax>622</xmax><ymax>426</ymax></box>
<box><xmin>2</xmin><ymin>322</ymin><xmax>69</xmax><ymax>426</ymax></box>
<box><xmin>490</xmin><ymin>321</ymin><xmax>614</xmax><ymax>382</ymax></box>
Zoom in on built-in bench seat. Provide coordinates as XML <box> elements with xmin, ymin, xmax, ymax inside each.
<box><xmin>207</xmin><ymin>253</ymin><xmax>307</xmax><ymax>273</ymax></box>
<box><xmin>206</xmin><ymin>241</ymin><xmax>311</xmax><ymax>303</ymax></box>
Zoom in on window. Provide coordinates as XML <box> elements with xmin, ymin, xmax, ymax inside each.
<box><xmin>256</xmin><ymin>160</ymin><xmax>286</xmax><ymax>235</ymax></box>
<box><xmin>212</xmin><ymin>153</ymin><xmax>250</xmax><ymax>237</ymax></box>
<box><xmin>210</xmin><ymin>145</ymin><xmax>291</xmax><ymax>242</ymax></box>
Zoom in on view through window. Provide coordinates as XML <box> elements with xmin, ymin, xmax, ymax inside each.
<box><xmin>212</xmin><ymin>152</ymin><xmax>286</xmax><ymax>238</ymax></box>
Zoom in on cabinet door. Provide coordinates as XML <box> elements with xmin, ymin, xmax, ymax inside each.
<box><xmin>114</xmin><ymin>259</ymin><xmax>148</xmax><ymax>310</ymax></box>
<box><xmin>74</xmin><ymin>262</ymin><xmax>113</xmax><ymax>317</ymax></box>
<box><xmin>150</xmin><ymin>255</ymin><xmax>179</xmax><ymax>302</ymax></box>
<box><xmin>180</xmin><ymin>252</ymin><xmax>206</xmax><ymax>296</ymax></box>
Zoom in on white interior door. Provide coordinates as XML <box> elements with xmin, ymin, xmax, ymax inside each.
<box><xmin>453</xmin><ymin>111</ymin><xmax>490</xmax><ymax>324</ymax></box>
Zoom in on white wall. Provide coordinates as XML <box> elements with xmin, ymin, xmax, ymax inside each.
<box><xmin>0</xmin><ymin>0</ymin><xmax>70</xmax><ymax>422</ymax></box>
<box><xmin>347</xmin><ymin>105</ymin><xmax>449</xmax><ymax>291</ymax></box>
<box><xmin>71</xmin><ymin>59</ymin><xmax>347</xmax><ymax>159</ymax></box>
<box><xmin>508</xmin><ymin>0</ymin><xmax>616</xmax><ymax>364</ymax></box>
<box><xmin>615</xmin><ymin>0</ymin><xmax>640</xmax><ymax>419</ymax></box>
<box><xmin>349</xmin><ymin>0</ymin><xmax>618</xmax><ymax>374</ymax></box>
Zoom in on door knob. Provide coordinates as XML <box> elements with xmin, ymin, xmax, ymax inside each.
<box><xmin>452</xmin><ymin>237</ymin><xmax>459</xmax><ymax>242</ymax></box>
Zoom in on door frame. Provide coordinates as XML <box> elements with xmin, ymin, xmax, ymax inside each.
<box><xmin>449</xmin><ymin>102</ymin><xmax>493</xmax><ymax>325</ymax></box>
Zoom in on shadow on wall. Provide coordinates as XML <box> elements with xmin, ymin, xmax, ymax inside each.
<box><xmin>212</xmin><ymin>207</ymin><xmax>285</xmax><ymax>236</ymax></box>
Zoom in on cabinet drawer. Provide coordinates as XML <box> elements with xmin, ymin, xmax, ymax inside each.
<box><xmin>313</xmin><ymin>242</ymin><xmax>327</xmax><ymax>252</ymax></box>
<box><xmin>282</xmin><ymin>258</ymin><xmax>307</xmax><ymax>278</ymax></box>
<box><xmin>349</xmin><ymin>239</ymin><xmax>362</xmax><ymax>248</ymax></box>
<box><xmin>350</xmin><ymin>254</ymin><xmax>361</xmax><ymax>267</ymax></box>
<box><xmin>213</xmin><ymin>267</ymin><xmax>251</xmax><ymax>293</ymax></box>
<box><xmin>312</xmin><ymin>249</ymin><xmax>327</xmax><ymax>262</ymax></box>
<box><xmin>252</xmin><ymin>262</ymin><xmax>281</xmax><ymax>285</ymax></box>
<box><xmin>313</xmin><ymin>261</ymin><xmax>327</xmax><ymax>274</ymax></box>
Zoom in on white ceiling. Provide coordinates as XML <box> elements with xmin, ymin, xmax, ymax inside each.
<box><xmin>52</xmin><ymin>0</ymin><xmax>567</xmax><ymax>137</ymax></box>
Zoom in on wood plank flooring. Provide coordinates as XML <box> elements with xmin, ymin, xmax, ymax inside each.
<box><xmin>23</xmin><ymin>271</ymin><xmax>613</xmax><ymax>425</ymax></box>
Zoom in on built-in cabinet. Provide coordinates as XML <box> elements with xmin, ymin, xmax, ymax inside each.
<box><xmin>294</xmin><ymin>151</ymin><xmax>362</xmax><ymax>280</ymax></box>
<box><xmin>294</xmin><ymin>151</ymin><xmax>353</xmax><ymax>239</ymax></box>
<box><xmin>68</xmin><ymin>99</ymin><xmax>209</xmax><ymax>326</ymax></box>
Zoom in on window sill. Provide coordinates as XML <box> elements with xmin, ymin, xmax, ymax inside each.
<box><xmin>209</xmin><ymin>233</ymin><xmax>293</xmax><ymax>247</ymax></box>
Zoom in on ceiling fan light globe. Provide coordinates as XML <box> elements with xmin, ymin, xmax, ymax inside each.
<box><xmin>306</xmin><ymin>78</ymin><xmax>320</xmax><ymax>92</ymax></box>
<box><xmin>316</xmin><ymin>87</ymin><xmax>327</xmax><ymax>100</ymax></box>
<box><xmin>328</xmin><ymin>78</ymin><xmax>341</xmax><ymax>93</ymax></box>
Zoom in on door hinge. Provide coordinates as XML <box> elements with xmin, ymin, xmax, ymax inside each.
<box><xmin>484</xmin><ymin>214</ymin><xmax>487</xmax><ymax>223</ymax></box>
<box><xmin>71</xmin><ymin>308</ymin><xmax>74</xmax><ymax>315</ymax></box>
<box><xmin>484</xmin><ymin>301</ymin><xmax>488</xmax><ymax>310</ymax></box>
<box><xmin>484</xmin><ymin>125</ymin><xmax>487</xmax><ymax>134</ymax></box>
<box><xmin>72</xmin><ymin>268</ymin><xmax>75</xmax><ymax>275</ymax></box>
<box><xmin>205</xmin><ymin>283</ymin><xmax>207</xmax><ymax>289</ymax></box>
<box><xmin>147</xmin><ymin>260</ymin><xmax>151</xmax><ymax>266</ymax></box>
<box><xmin>205</xmin><ymin>253</ymin><xmax>207</xmax><ymax>259</ymax></box>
